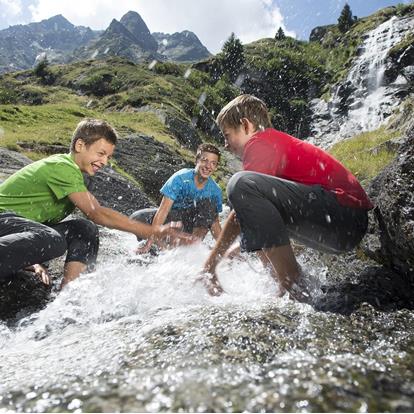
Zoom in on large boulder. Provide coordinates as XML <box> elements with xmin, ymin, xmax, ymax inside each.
<box><xmin>114</xmin><ymin>134</ymin><xmax>188</xmax><ymax>203</ymax></box>
<box><xmin>85</xmin><ymin>167</ymin><xmax>154</xmax><ymax>215</ymax></box>
<box><xmin>366</xmin><ymin>123</ymin><xmax>414</xmax><ymax>278</ymax></box>
<box><xmin>0</xmin><ymin>147</ymin><xmax>32</xmax><ymax>181</ymax></box>
<box><xmin>164</xmin><ymin>113</ymin><xmax>202</xmax><ymax>151</ymax></box>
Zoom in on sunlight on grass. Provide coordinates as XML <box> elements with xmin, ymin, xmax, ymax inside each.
<box><xmin>329</xmin><ymin>127</ymin><xmax>400</xmax><ymax>184</ymax></box>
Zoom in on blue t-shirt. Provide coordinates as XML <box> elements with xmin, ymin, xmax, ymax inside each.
<box><xmin>161</xmin><ymin>168</ymin><xmax>222</xmax><ymax>213</ymax></box>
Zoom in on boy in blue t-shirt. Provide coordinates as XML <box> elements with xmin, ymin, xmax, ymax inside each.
<box><xmin>131</xmin><ymin>143</ymin><xmax>223</xmax><ymax>252</ymax></box>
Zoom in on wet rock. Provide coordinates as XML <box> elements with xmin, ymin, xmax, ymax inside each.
<box><xmin>164</xmin><ymin>113</ymin><xmax>202</xmax><ymax>151</ymax></box>
<box><xmin>85</xmin><ymin>167</ymin><xmax>154</xmax><ymax>216</ymax></box>
<box><xmin>367</xmin><ymin>124</ymin><xmax>414</xmax><ymax>278</ymax></box>
<box><xmin>0</xmin><ymin>271</ymin><xmax>52</xmax><ymax>321</ymax></box>
<box><xmin>114</xmin><ymin>134</ymin><xmax>187</xmax><ymax>203</ymax></box>
<box><xmin>316</xmin><ymin>265</ymin><xmax>414</xmax><ymax>315</ymax></box>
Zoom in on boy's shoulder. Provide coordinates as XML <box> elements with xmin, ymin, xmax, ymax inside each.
<box><xmin>169</xmin><ymin>168</ymin><xmax>194</xmax><ymax>180</ymax></box>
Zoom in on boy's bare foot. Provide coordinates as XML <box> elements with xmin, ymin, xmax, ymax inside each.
<box><xmin>287</xmin><ymin>279</ymin><xmax>312</xmax><ymax>303</ymax></box>
<box><xmin>25</xmin><ymin>264</ymin><xmax>50</xmax><ymax>285</ymax></box>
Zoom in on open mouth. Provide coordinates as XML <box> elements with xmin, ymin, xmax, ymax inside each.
<box><xmin>91</xmin><ymin>163</ymin><xmax>101</xmax><ymax>173</ymax></box>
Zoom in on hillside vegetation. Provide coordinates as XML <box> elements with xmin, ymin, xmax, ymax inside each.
<box><xmin>1</xmin><ymin>2</ymin><xmax>413</xmax><ymax>185</ymax></box>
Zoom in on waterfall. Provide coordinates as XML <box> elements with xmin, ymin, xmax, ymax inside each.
<box><xmin>309</xmin><ymin>15</ymin><xmax>414</xmax><ymax>148</ymax></box>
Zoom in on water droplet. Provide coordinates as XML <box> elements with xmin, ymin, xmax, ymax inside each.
<box><xmin>148</xmin><ymin>60</ymin><xmax>157</xmax><ymax>70</ymax></box>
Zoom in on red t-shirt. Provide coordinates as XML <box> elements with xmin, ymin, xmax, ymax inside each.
<box><xmin>242</xmin><ymin>129</ymin><xmax>374</xmax><ymax>209</ymax></box>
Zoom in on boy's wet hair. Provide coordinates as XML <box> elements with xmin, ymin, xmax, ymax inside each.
<box><xmin>70</xmin><ymin>119</ymin><xmax>118</xmax><ymax>151</ymax></box>
<box><xmin>216</xmin><ymin>94</ymin><xmax>272</xmax><ymax>132</ymax></box>
<box><xmin>195</xmin><ymin>143</ymin><xmax>221</xmax><ymax>162</ymax></box>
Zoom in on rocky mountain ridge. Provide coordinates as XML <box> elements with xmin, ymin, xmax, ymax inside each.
<box><xmin>0</xmin><ymin>11</ymin><xmax>211</xmax><ymax>73</ymax></box>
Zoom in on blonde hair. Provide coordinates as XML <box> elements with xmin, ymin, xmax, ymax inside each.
<box><xmin>216</xmin><ymin>94</ymin><xmax>272</xmax><ymax>131</ymax></box>
<box><xmin>70</xmin><ymin>118</ymin><xmax>118</xmax><ymax>151</ymax></box>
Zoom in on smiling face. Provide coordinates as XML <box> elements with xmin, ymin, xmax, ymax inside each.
<box><xmin>73</xmin><ymin>137</ymin><xmax>115</xmax><ymax>176</ymax></box>
<box><xmin>195</xmin><ymin>151</ymin><xmax>219</xmax><ymax>180</ymax></box>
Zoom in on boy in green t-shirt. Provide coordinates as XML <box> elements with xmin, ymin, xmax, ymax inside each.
<box><xmin>0</xmin><ymin>119</ymin><xmax>194</xmax><ymax>288</ymax></box>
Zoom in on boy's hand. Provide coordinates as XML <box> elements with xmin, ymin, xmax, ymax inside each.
<box><xmin>135</xmin><ymin>239</ymin><xmax>154</xmax><ymax>254</ymax></box>
<box><xmin>25</xmin><ymin>264</ymin><xmax>50</xmax><ymax>285</ymax></box>
<box><xmin>195</xmin><ymin>271</ymin><xmax>224</xmax><ymax>296</ymax></box>
<box><xmin>152</xmin><ymin>223</ymin><xmax>199</xmax><ymax>248</ymax></box>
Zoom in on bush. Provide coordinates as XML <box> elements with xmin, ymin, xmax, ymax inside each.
<box><xmin>0</xmin><ymin>88</ymin><xmax>18</xmax><ymax>104</ymax></box>
<box><xmin>152</xmin><ymin>62</ymin><xmax>183</xmax><ymax>76</ymax></box>
<box><xmin>19</xmin><ymin>88</ymin><xmax>47</xmax><ymax>105</ymax></box>
<box><xmin>33</xmin><ymin>59</ymin><xmax>56</xmax><ymax>85</ymax></box>
<box><xmin>77</xmin><ymin>71</ymin><xmax>123</xmax><ymax>96</ymax></box>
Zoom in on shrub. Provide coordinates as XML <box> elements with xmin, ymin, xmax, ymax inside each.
<box><xmin>77</xmin><ymin>71</ymin><xmax>123</xmax><ymax>96</ymax></box>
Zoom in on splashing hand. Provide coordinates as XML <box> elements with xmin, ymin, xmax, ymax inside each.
<box><xmin>25</xmin><ymin>264</ymin><xmax>50</xmax><ymax>286</ymax></box>
<box><xmin>195</xmin><ymin>271</ymin><xmax>224</xmax><ymax>296</ymax></box>
<box><xmin>153</xmin><ymin>223</ymin><xmax>199</xmax><ymax>248</ymax></box>
<box><xmin>135</xmin><ymin>239</ymin><xmax>154</xmax><ymax>255</ymax></box>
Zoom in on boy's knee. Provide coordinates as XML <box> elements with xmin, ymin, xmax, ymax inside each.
<box><xmin>44</xmin><ymin>227</ymin><xmax>67</xmax><ymax>257</ymax></box>
<box><xmin>227</xmin><ymin>171</ymin><xmax>257</xmax><ymax>204</ymax></box>
<box><xmin>130</xmin><ymin>208</ymin><xmax>155</xmax><ymax>225</ymax></box>
<box><xmin>73</xmin><ymin>218</ymin><xmax>99</xmax><ymax>242</ymax></box>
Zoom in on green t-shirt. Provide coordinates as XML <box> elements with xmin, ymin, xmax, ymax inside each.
<box><xmin>0</xmin><ymin>153</ymin><xmax>87</xmax><ymax>224</ymax></box>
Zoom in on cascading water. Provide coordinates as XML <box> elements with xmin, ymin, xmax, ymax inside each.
<box><xmin>1</xmin><ymin>221</ymin><xmax>414</xmax><ymax>412</ymax></box>
<box><xmin>309</xmin><ymin>15</ymin><xmax>414</xmax><ymax>148</ymax></box>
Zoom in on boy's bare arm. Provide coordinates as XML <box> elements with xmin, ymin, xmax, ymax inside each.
<box><xmin>137</xmin><ymin>196</ymin><xmax>174</xmax><ymax>253</ymax></box>
<box><xmin>152</xmin><ymin>196</ymin><xmax>174</xmax><ymax>227</ymax></box>
<box><xmin>210</xmin><ymin>216</ymin><xmax>222</xmax><ymax>240</ymax></box>
<box><xmin>68</xmin><ymin>191</ymin><xmax>194</xmax><ymax>246</ymax></box>
<box><xmin>203</xmin><ymin>210</ymin><xmax>240</xmax><ymax>273</ymax></box>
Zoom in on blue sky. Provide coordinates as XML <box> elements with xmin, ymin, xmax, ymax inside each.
<box><xmin>0</xmin><ymin>0</ymin><xmax>411</xmax><ymax>53</ymax></box>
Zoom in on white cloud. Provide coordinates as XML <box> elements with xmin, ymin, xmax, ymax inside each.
<box><xmin>0</xmin><ymin>0</ymin><xmax>22</xmax><ymax>20</ymax></box>
<box><xmin>27</xmin><ymin>0</ymin><xmax>294</xmax><ymax>53</ymax></box>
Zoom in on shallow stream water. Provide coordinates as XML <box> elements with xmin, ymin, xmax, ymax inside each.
<box><xmin>1</xmin><ymin>228</ymin><xmax>414</xmax><ymax>412</ymax></box>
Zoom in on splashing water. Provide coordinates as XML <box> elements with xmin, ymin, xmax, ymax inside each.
<box><xmin>1</xmin><ymin>228</ymin><xmax>414</xmax><ymax>412</ymax></box>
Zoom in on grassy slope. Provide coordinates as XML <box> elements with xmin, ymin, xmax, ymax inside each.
<box><xmin>1</xmin><ymin>3</ymin><xmax>414</xmax><ymax>186</ymax></box>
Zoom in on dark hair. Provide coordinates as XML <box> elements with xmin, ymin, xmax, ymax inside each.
<box><xmin>70</xmin><ymin>118</ymin><xmax>118</xmax><ymax>151</ymax></box>
<box><xmin>195</xmin><ymin>143</ymin><xmax>221</xmax><ymax>162</ymax></box>
<box><xmin>216</xmin><ymin>94</ymin><xmax>272</xmax><ymax>132</ymax></box>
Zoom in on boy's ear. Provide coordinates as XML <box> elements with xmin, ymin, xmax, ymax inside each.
<box><xmin>241</xmin><ymin>118</ymin><xmax>254</xmax><ymax>134</ymax></box>
<box><xmin>73</xmin><ymin>138</ymin><xmax>85</xmax><ymax>152</ymax></box>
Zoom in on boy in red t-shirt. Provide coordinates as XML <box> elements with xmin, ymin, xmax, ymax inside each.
<box><xmin>201</xmin><ymin>94</ymin><xmax>373</xmax><ymax>300</ymax></box>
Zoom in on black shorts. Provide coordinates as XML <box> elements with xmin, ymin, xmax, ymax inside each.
<box><xmin>0</xmin><ymin>213</ymin><xmax>99</xmax><ymax>279</ymax></box>
<box><xmin>227</xmin><ymin>171</ymin><xmax>369</xmax><ymax>253</ymax></box>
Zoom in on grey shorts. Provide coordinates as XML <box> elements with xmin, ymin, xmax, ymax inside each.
<box><xmin>227</xmin><ymin>171</ymin><xmax>369</xmax><ymax>253</ymax></box>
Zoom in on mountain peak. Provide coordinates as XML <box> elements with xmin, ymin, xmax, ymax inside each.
<box><xmin>39</xmin><ymin>14</ymin><xmax>74</xmax><ymax>31</ymax></box>
<box><xmin>120</xmin><ymin>11</ymin><xmax>158</xmax><ymax>52</ymax></box>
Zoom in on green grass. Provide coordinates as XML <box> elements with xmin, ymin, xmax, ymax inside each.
<box><xmin>329</xmin><ymin>127</ymin><xmax>400</xmax><ymax>185</ymax></box>
<box><xmin>0</xmin><ymin>104</ymin><xmax>95</xmax><ymax>148</ymax></box>
<box><xmin>0</xmin><ymin>102</ymin><xmax>176</xmax><ymax>149</ymax></box>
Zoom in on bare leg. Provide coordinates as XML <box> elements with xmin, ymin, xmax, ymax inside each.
<box><xmin>192</xmin><ymin>227</ymin><xmax>209</xmax><ymax>240</ymax></box>
<box><xmin>262</xmin><ymin>244</ymin><xmax>301</xmax><ymax>295</ymax></box>
<box><xmin>60</xmin><ymin>261</ymin><xmax>87</xmax><ymax>289</ymax></box>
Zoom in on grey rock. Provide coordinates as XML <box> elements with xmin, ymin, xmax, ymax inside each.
<box><xmin>113</xmin><ymin>134</ymin><xmax>188</xmax><ymax>203</ymax></box>
<box><xmin>0</xmin><ymin>15</ymin><xmax>98</xmax><ymax>73</ymax></box>
<box><xmin>366</xmin><ymin>124</ymin><xmax>414</xmax><ymax>278</ymax></box>
<box><xmin>153</xmin><ymin>31</ymin><xmax>211</xmax><ymax>62</ymax></box>
<box><xmin>165</xmin><ymin>114</ymin><xmax>202</xmax><ymax>151</ymax></box>
<box><xmin>85</xmin><ymin>167</ymin><xmax>154</xmax><ymax>216</ymax></box>
<box><xmin>120</xmin><ymin>11</ymin><xmax>158</xmax><ymax>52</ymax></box>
